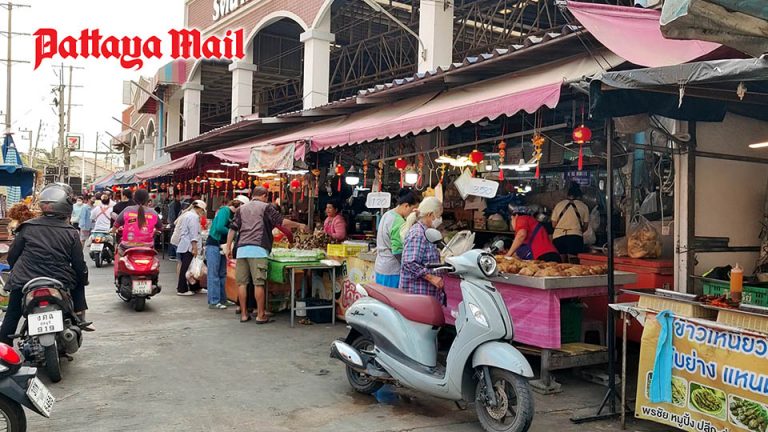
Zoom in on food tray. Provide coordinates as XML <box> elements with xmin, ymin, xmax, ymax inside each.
<box><xmin>269</xmin><ymin>249</ymin><xmax>325</xmax><ymax>263</ymax></box>
<box><xmin>492</xmin><ymin>271</ymin><xmax>637</xmax><ymax>290</ymax></box>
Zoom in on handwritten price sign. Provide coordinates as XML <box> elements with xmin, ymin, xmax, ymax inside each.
<box><xmin>366</xmin><ymin>192</ymin><xmax>392</xmax><ymax>209</ymax></box>
<box><xmin>467</xmin><ymin>178</ymin><xmax>499</xmax><ymax>199</ymax></box>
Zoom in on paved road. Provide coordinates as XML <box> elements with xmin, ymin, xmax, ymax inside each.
<box><xmin>25</xmin><ymin>258</ymin><xmax>666</xmax><ymax>432</ymax></box>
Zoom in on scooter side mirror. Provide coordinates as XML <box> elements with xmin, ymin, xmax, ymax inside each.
<box><xmin>425</xmin><ymin>228</ymin><xmax>444</xmax><ymax>244</ymax></box>
<box><xmin>490</xmin><ymin>240</ymin><xmax>505</xmax><ymax>254</ymax></box>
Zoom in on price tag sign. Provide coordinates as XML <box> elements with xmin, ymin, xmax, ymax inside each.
<box><xmin>467</xmin><ymin>178</ymin><xmax>499</xmax><ymax>199</ymax></box>
<box><xmin>366</xmin><ymin>192</ymin><xmax>391</xmax><ymax>209</ymax></box>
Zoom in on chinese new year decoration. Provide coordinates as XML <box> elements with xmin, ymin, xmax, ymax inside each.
<box><xmin>532</xmin><ymin>134</ymin><xmax>545</xmax><ymax>179</ymax></box>
<box><xmin>497</xmin><ymin>141</ymin><xmax>507</xmax><ymax>180</ymax></box>
<box><xmin>335</xmin><ymin>164</ymin><xmax>345</xmax><ymax>192</ymax></box>
<box><xmin>572</xmin><ymin>125</ymin><xmax>592</xmax><ymax>171</ymax></box>
<box><xmin>362</xmin><ymin>159</ymin><xmax>369</xmax><ymax>189</ymax></box>
<box><xmin>394</xmin><ymin>157</ymin><xmax>407</xmax><ymax>187</ymax></box>
<box><xmin>469</xmin><ymin>149</ymin><xmax>484</xmax><ymax>177</ymax></box>
<box><xmin>311</xmin><ymin>168</ymin><xmax>321</xmax><ymax>196</ymax></box>
<box><xmin>416</xmin><ymin>154</ymin><xmax>425</xmax><ymax>188</ymax></box>
<box><xmin>290</xmin><ymin>178</ymin><xmax>301</xmax><ymax>205</ymax></box>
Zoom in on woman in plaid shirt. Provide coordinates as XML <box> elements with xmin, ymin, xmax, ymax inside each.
<box><xmin>399</xmin><ymin>197</ymin><xmax>445</xmax><ymax>300</ymax></box>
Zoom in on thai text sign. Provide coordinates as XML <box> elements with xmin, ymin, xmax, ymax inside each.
<box><xmin>248</xmin><ymin>143</ymin><xmax>295</xmax><ymax>172</ymax></box>
<box><xmin>636</xmin><ymin>314</ymin><xmax>768</xmax><ymax>432</ymax></box>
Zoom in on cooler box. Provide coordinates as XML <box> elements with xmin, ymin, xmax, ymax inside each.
<box><xmin>578</xmin><ymin>253</ymin><xmax>674</xmax><ymax>343</ymax></box>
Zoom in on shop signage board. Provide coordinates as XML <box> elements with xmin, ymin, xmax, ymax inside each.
<box><xmin>248</xmin><ymin>143</ymin><xmax>294</xmax><ymax>172</ymax></box>
<box><xmin>66</xmin><ymin>135</ymin><xmax>81</xmax><ymax>150</ymax></box>
<box><xmin>366</xmin><ymin>192</ymin><xmax>391</xmax><ymax>209</ymax></box>
<box><xmin>636</xmin><ymin>314</ymin><xmax>768</xmax><ymax>432</ymax></box>
<box><xmin>466</xmin><ymin>178</ymin><xmax>499</xmax><ymax>199</ymax></box>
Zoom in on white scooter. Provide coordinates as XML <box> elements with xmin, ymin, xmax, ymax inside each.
<box><xmin>331</xmin><ymin>229</ymin><xmax>535</xmax><ymax>432</ymax></box>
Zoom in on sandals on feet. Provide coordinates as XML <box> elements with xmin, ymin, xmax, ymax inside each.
<box><xmin>240</xmin><ymin>316</ymin><xmax>252</xmax><ymax>323</ymax></box>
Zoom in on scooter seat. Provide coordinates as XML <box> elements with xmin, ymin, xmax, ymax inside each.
<box><xmin>22</xmin><ymin>277</ymin><xmax>64</xmax><ymax>292</ymax></box>
<box><xmin>364</xmin><ymin>283</ymin><xmax>445</xmax><ymax>327</ymax></box>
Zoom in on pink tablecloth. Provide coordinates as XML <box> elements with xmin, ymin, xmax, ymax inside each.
<box><xmin>443</xmin><ymin>276</ymin><xmax>608</xmax><ymax>349</ymax></box>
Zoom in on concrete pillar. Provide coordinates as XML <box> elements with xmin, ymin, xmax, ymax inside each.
<box><xmin>300</xmin><ymin>20</ymin><xmax>335</xmax><ymax>110</ymax></box>
<box><xmin>418</xmin><ymin>0</ymin><xmax>454</xmax><ymax>73</ymax></box>
<box><xmin>135</xmin><ymin>142</ymin><xmax>145</xmax><ymax>167</ymax></box>
<box><xmin>166</xmin><ymin>92</ymin><xmax>182</xmax><ymax>147</ymax></box>
<box><xmin>143</xmin><ymin>139</ymin><xmax>155</xmax><ymax>164</ymax></box>
<box><xmin>229</xmin><ymin>61</ymin><xmax>259</xmax><ymax>122</ymax></box>
<box><xmin>182</xmin><ymin>82</ymin><xmax>204</xmax><ymax>141</ymax></box>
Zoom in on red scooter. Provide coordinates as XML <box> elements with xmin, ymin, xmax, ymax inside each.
<box><xmin>114</xmin><ymin>245</ymin><xmax>161</xmax><ymax>312</ymax></box>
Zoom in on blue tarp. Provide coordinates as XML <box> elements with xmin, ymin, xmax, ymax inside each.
<box><xmin>0</xmin><ymin>165</ymin><xmax>35</xmax><ymax>198</ymax></box>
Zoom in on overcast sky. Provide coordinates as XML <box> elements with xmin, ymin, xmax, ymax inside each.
<box><xmin>0</xmin><ymin>0</ymin><xmax>183</xmax><ymax>160</ymax></box>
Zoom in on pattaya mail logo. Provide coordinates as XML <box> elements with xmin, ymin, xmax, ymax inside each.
<box><xmin>32</xmin><ymin>28</ymin><xmax>246</xmax><ymax>70</ymax></box>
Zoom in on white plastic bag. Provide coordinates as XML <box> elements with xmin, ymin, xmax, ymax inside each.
<box><xmin>583</xmin><ymin>207</ymin><xmax>600</xmax><ymax>246</ymax></box>
<box><xmin>186</xmin><ymin>255</ymin><xmax>206</xmax><ymax>282</ymax></box>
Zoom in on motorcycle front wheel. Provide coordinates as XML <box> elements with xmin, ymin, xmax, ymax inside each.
<box><xmin>475</xmin><ymin>368</ymin><xmax>534</xmax><ymax>432</ymax></box>
<box><xmin>0</xmin><ymin>395</ymin><xmax>27</xmax><ymax>432</ymax></box>
<box><xmin>44</xmin><ymin>344</ymin><xmax>62</xmax><ymax>383</ymax></box>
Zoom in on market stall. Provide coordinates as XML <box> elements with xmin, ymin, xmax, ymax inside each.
<box><xmin>612</xmin><ymin>289</ymin><xmax>768</xmax><ymax>432</ymax></box>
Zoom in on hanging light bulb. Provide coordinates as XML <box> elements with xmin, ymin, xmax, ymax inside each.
<box><xmin>345</xmin><ymin>166</ymin><xmax>360</xmax><ymax>186</ymax></box>
<box><xmin>514</xmin><ymin>158</ymin><xmax>531</xmax><ymax>172</ymax></box>
<box><xmin>404</xmin><ymin>170</ymin><xmax>419</xmax><ymax>185</ymax></box>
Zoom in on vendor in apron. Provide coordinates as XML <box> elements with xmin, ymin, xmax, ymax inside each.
<box><xmin>505</xmin><ymin>205</ymin><xmax>561</xmax><ymax>263</ymax></box>
<box><xmin>551</xmin><ymin>182</ymin><xmax>590</xmax><ymax>261</ymax></box>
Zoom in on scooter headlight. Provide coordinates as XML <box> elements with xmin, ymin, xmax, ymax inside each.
<box><xmin>468</xmin><ymin>303</ymin><xmax>489</xmax><ymax>328</ymax></box>
<box><xmin>477</xmin><ymin>253</ymin><xmax>497</xmax><ymax>277</ymax></box>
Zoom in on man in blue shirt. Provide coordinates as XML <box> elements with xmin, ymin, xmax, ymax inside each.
<box><xmin>78</xmin><ymin>195</ymin><xmax>94</xmax><ymax>247</ymax></box>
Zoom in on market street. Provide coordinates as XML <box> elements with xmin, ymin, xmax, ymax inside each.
<box><xmin>24</xmin><ymin>258</ymin><xmax>664</xmax><ymax>432</ymax></box>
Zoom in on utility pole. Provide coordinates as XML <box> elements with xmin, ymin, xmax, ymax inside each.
<box><xmin>0</xmin><ymin>2</ymin><xmax>31</xmax><ymax>130</ymax></box>
<box><xmin>66</xmin><ymin>66</ymin><xmax>73</xmax><ymax>132</ymax></box>
<box><xmin>32</xmin><ymin>119</ymin><xmax>42</xmax><ymax>168</ymax></box>
<box><xmin>56</xmin><ymin>64</ymin><xmax>66</xmax><ymax>182</ymax></box>
<box><xmin>93</xmin><ymin>131</ymin><xmax>99</xmax><ymax>181</ymax></box>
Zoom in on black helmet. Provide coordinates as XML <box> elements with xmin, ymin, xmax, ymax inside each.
<box><xmin>39</xmin><ymin>183</ymin><xmax>74</xmax><ymax>218</ymax></box>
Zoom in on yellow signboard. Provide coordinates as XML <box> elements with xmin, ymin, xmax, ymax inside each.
<box><xmin>636</xmin><ymin>314</ymin><xmax>768</xmax><ymax>432</ymax></box>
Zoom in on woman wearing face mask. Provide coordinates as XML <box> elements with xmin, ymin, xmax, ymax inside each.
<box><xmin>399</xmin><ymin>197</ymin><xmax>445</xmax><ymax>299</ymax></box>
<box><xmin>374</xmin><ymin>189</ymin><xmax>418</xmax><ymax>288</ymax></box>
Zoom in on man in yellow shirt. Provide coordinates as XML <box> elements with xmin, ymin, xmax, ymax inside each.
<box><xmin>551</xmin><ymin>182</ymin><xmax>590</xmax><ymax>261</ymax></box>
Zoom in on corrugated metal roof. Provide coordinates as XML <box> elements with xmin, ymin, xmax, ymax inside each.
<box><xmin>167</xmin><ymin>26</ymin><xmax>598</xmax><ymax>154</ymax></box>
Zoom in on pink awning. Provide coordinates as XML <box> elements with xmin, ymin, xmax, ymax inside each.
<box><xmin>566</xmin><ymin>1</ymin><xmax>720</xmax><ymax>67</ymax></box>
<box><xmin>134</xmin><ymin>151</ymin><xmax>200</xmax><ymax>180</ymax></box>
<box><xmin>311</xmin><ymin>52</ymin><xmax>623</xmax><ymax>151</ymax></box>
<box><xmin>210</xmin><ymin>119</ymin><xmax>346</xmax><ymax>164</ymax></box>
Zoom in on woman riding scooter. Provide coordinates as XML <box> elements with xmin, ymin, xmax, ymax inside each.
<box><xmin>112</xmin><ymin>189</ymin><xmax>160</xmax><ymax>255</ymax></box>
<box><xmin>0</xmin><ymin>183</ymin><xmax>91</xmax><ymax>345</ymax></box>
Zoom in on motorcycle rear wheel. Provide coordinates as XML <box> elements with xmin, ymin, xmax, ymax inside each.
<box><xmin>345</xmin><ymin>336</ymin><xmax>383</xmax><ymax>395</ymax></box>
<box><xmin>94</xmin><ymin>255</ymin><xmax>102</xmax><ymax>268</ymax></box>
<box><xmin>475</xmin><ymin>368</ymin><xmax>534</xmax><ymax>432</ymax></box>
<box><xmin>132</xmin><ymin>297</ymin><xmax>146</xmax><ymax>312</ymax></box>
<box><xmin>0</xmin><ymin>395</ymin><xmax>27</xmax><ymax>432</ymax></box>
<box><xmin>44</xmin><ymin>344</ymin><xmax>62</xmax><ymax>383</ymax></box>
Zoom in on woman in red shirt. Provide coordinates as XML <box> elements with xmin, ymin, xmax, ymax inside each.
<box><xmin>505</xmin><ymin>205</ymin><xmax>561</xmax><ymax>262</ymax></box>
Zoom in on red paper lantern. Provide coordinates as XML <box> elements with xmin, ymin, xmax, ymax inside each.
<box><xmin>262</xmin><ymin>182</ymin><xmax>270</xmax><ymax>190</ymax></box>
<box><xmin>394</xmin><ymin>158</ymin><xmax>407</xmax><ymax>171</ymax></box>
<box><xmin>238</xmin><ymin>180</ymin><xmax>246</xmax><ymax>189</ymax></box>
<box><xmin>195</xmin><ymin>176</ymin><xmax>201</xmax><ymax>182</ymax></box>
<box><xmin>111</xmin><ymin>185</ymin><xmax>118</xmax><ymax>193</ymax></box>
<box><xmin>290</xmin><ymin>178</ymin><xmax>301</xmax><ymax>189</ymax></box>
<box><xmin>335</xmin><ymin>164</ymin><xmax>345</xmax><ymax>192</ymax></box>
<box><xmin>572</xmin><ymin>125</ymin><xmax>592</xmax><ymax>144</ymax></box>
<box><xmin>469</xmin><ymin>149</ymin><xmax>484</xmax><ymax>164</ymax></box>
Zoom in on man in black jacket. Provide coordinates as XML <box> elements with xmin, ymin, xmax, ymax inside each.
<box><xmin>0</xmin><ymin>184</ymin><xmax>91</xmax><ymax>345</ymax></box>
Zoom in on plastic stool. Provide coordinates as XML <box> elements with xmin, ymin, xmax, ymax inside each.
<box><xmin>580</xmin><ymin>319</ymin><xmax>605</xmax><ymax>345</ymax></box>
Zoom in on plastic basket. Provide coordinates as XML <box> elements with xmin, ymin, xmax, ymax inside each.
<box><xmin>743</xmin><ymin>285</ymin><xmax>768</xmax><ymax>307</ymax></box>
<box><xmin>560</xmin><ymin>300</ymin><xmax>584</xmax><ymax>344</ymax></box>
<box><xmin>702</xmin><ymin>279</ymin><xmax>730</xmax><ymax>297</ymax></box>
<box><xmin>327</xmin><ymin>244</ymin><xmax>368</xmax><ymax>257</ymax></box>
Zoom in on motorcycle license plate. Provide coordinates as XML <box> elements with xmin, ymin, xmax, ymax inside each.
<box><xmin>132</xmin><ymin>280</ymin><xmax>152</xmax><ymax>295</ymax></box>
<box><xmin>28</xmin><ymin>310</ymin><xmax>64</xmax><ymax>336</ymax></box>
<box><xmin>90</xmin><ymin>243</ymin><xmax>104</xmax><ymax>252</ymax></box>
<box><xmin>26</xmin><ymin>377</ymin><xmax>55</xmax><ymax>418</ymax></box>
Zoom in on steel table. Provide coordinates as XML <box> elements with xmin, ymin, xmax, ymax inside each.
<box><xmin>272</xmin><ymin>261</ymin><xmax>339</xmax><ymax>328</ymax></box>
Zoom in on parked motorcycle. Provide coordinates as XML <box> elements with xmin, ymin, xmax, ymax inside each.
<box><xmin>88</xmin><ymin>231</ymin><xmax>114</xmax><ymax>268</ymax></box>
<box><xmin>0</xmin><ymin>343</ymin><xmax>55</xmax><ymax>431</ymax></box>
<box><xmin>14</xmin><ymin>277</ymin><xmax>85</xmax><ymax>383</ymax></box>
<box><xmin>330</xmin><ymin>229</ymin><xmax>535</xmax><ymax>432</ymax></box>
<box><xmin>114</xmin><ymin>246</ymin><xmax>160</xmax><ymax>312</ymax></box>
